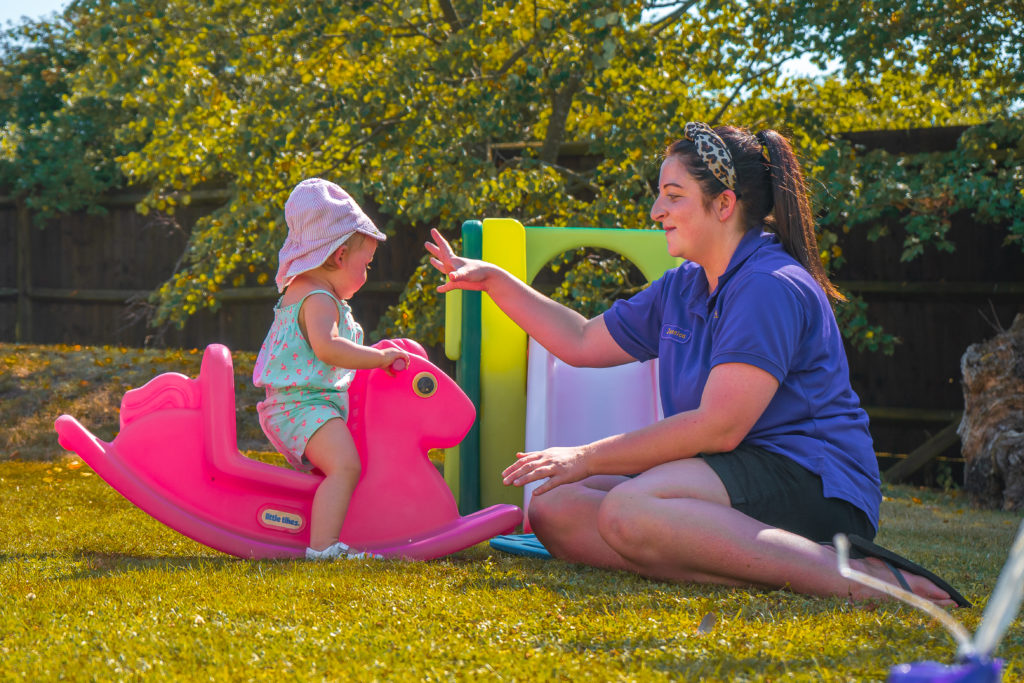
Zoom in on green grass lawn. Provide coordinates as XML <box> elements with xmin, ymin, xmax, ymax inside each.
<box><xmin>2</xmin><ymin>343</ymin><xmax>1023</xmax><ymax>680</ymax></box>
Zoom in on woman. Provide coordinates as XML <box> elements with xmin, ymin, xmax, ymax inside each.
<box><xmin>425</xmin><ymin>123</ymin><xmax>968</xmax><ymax>606</ymax></box>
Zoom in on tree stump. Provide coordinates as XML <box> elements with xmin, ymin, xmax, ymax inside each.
<box><xmin>959</xmin><ymin>313</ymin><xmax>1024</xmax><ymax>510</ymax></box>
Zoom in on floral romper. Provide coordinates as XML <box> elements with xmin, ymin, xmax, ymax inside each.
<box><xmin>253</xmin><ymin>289</ymin><xmax>362</xmax><ymax>471</ymax></box>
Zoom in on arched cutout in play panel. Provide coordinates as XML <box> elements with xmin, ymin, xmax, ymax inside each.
<box><xmin>529</xmin><ymin>245</ymin><xmax>648</xmax><ymax>318</ymax></box>
<box><xmin>444</xmin><ymin>218</ymin><xmax>680</xmax><ymax>510</ymax></box>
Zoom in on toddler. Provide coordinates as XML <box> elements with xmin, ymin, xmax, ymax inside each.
<box><xmin>254</xmin><ymin>178</ymin><xmax>408</xmax><ymax>560</ymax></box>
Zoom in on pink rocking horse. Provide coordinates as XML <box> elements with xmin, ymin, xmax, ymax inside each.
<box><xmin>54</xmin><ymin>339</ymin><xmax>522</xmax><ymax>560</ymax></box>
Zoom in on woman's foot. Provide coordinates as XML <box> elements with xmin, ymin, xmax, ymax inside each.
<box><xmin>854</xmin><ymin>556</ymin><xmax>958</xmax><ymax>607</ymax></box>
<box><xmin>840</xmin><ymin>535</ymin><xmax>970</xmax><ymax>608</ymax></box>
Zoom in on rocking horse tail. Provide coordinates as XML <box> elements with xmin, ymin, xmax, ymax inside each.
<box><xmin>55</xmin><ymin>414</ymin><xmax>109</xmax><ymax>467</ymax></box>
<box><xmin>54</xmin><ymin>414</ymin><xmax>156</xmax><ymax>528</ymax></box>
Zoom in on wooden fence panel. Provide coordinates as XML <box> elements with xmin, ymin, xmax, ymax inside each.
<box><xmin>834</xmin><ymin>208</ymin><xmax>1024</xmax><ymax>482</ymax></box>
<box><xmin>0</xmin><ymin>194</ymin><xmax>428</xmax><ymax>350</ymax></box>
<box><xmin>0</xmin><ymin>203</ymin><xmax>16</xmax><ymax>340</ymax></box>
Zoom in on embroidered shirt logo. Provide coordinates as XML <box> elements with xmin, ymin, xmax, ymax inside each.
<box><xmin>661</xmin><ymin>325</ymin><xmax>692</xmax><ymax>344</ymax></box>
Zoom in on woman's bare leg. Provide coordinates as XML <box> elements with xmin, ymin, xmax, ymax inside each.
<box><xmin>529</xmin><ymin>459</ymin><xmax>957</xmax><ymax>605</ymax></box>
<box><xmin>528</xmin><ymin>475</ymin><xmax>647</xmax><ymax>573</ymax></box>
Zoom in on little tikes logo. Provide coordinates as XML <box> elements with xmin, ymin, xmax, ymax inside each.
<box><xmin>258</xmin><ymin>507</ymin><xmax>305</xmax><ymax>533</ymax></box>
<box><xmin>661</xmin><ymin>324</ymin><xmax>692</xmax><ymax>344</ymax></box>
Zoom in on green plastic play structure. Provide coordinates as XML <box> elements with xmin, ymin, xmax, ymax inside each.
<box><xmin>443</xmin><ymin>218</ymin><xmax>680</xmax><ymax>511</ymax></box>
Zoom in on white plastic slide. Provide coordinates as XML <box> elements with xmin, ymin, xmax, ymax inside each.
<box><xmin>522</xmin><ymin>337</ymin><xmax>663</xmax><ymax>529</ymax></box>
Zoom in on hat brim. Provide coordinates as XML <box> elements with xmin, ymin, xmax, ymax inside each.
<box><xmin>275</xmin><ymin>227</ymin><xmax>385</xmax><ymax>292</ymax></box>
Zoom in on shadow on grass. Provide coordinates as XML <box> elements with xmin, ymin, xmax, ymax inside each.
<box><xmin>551</xmin><ymin>626</ymin><xmax>910</xmax><ymax>678</ymax></box>
<box><xmin>0</xmin><ymin>550</ymin><xmax>304</xmax><ymax>580</ymax></box>
<box><xmin>446</xmin><ymin>550</ymin><xmax>816</xmax><ymax>614</ymax></box>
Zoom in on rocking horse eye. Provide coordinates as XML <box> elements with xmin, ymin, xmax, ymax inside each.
<box><xmin>412</xmin><ymin>372</ymin><xmax>437</xmax><ymax>398</ymax></box>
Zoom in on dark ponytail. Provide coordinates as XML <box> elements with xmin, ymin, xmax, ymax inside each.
<box><xmin>667</xmin><ymin>126</ymin><xmax>844</xmax><ymax>302</ymax></box>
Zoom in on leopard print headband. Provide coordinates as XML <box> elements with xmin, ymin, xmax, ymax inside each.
<box><xmin>684</xmin><ymin>121</ymin><xmax>736</xmax><ymax>191</ymax></box>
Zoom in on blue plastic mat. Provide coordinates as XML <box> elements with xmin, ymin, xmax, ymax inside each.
<box><xmin>489</xmin><ymin>533</ymin><xmax>552</xmax><ymax>559</ymax></box>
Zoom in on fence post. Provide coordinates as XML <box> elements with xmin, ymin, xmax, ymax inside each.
<box><xmin>15</xmin><ymin>200</ymin><xmax>32</xmax><ymax>343</ymax></box>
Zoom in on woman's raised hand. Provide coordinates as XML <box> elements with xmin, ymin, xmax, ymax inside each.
<box><xmin>425</xmin><ymin>228</ymin><xmax>494</xmax><ymax>293</ymax></box>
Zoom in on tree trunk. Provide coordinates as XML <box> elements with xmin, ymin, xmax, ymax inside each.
<box><xmin>540</xmin><ymin>72</ymin><xmax>583</xmax><ymax>164</ymax></box>
<box><xmin>959</xmin><ymin>313</ymin><xmax>1024</xmax><ymax>510</ymax></box>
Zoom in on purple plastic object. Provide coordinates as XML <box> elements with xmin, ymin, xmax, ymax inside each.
<box><xmin>54</xmin><ymin>339</ymin><xmax>521</xmax><ymax>560</ymax></box>
<box><xmin>888</xmin><ymin>658</ymin><xmax>1003</xmax><ymax>682</ymax></box>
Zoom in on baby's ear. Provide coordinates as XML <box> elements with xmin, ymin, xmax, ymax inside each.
<box><xmin>333</xmin><ymin>244</ymin><xmax>348</xmax><ymax>263</ymax></box>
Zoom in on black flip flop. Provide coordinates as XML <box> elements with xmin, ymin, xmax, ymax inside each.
<box><xmin>846</xmin><ymin>534</ymin><xmax>972</xmax><ymax>608</ymax></box>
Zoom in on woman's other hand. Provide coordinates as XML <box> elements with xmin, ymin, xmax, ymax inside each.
<box><xmin>502</xmin><ymin>446</ymin><xmax>591</xmax><ymax>496</ymax></box>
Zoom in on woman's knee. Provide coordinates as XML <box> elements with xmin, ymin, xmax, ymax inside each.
<box><xmin>526</xmin><ymin>485</ymin><xmax>572</xmax><ymax>530</ymax></box>
<box><xmin>527</xmin><ymin>481</ymin><xmax>605</xmax><ymax>543</ymax></box>
<box><xmin>595</xmin><ymin>482</ymin><xmax>649</xmax><ymax>550</ymax></box>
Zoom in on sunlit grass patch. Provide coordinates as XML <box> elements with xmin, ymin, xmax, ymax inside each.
<box><xmin>2</xmin><ymin>459</ymin><xmax>1022</xmax><ymax>681</ymax></box>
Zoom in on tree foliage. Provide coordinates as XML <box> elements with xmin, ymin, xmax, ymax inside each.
<box><xmin>1</xmin><ymin>0</ymin><xmax>1020</xmax><ymax>351</ymax></box>
<box><xmin>0</xmin><ymin>13</ymin><xmax>126</xmax><ymax>220</ymax></box>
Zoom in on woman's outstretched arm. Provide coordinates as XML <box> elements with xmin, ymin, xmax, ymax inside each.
<box><xmin>426</xmin><ymin>228</ymin><xmax>633</xmax><ymax>368</ymax></box>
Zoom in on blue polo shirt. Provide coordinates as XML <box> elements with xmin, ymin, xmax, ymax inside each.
<box><xmin>604</xmin><ymin>228</ymin><xmax>880</xmax><ymax>530</ymax></box>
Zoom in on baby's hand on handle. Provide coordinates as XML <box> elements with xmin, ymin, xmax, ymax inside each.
<box><xmin>425</xmin><ymin>228</ymin><xmax>494</xmax><ymax>293</ymax></box>
<box><xmin>379</xmin><ymin>347</ymin><xmax>410</xmax><ymax>374</ymax></box>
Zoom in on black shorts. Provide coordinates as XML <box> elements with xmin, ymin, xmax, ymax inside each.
<box><xmin>699</xmin><ymin>444</ymin><xmax>876</xmax><ymax>543</ymax></box>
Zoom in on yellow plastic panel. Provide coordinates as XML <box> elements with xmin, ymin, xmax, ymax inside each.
<box><xmin>478</xmin><ymin>218</ymin><xmax>530</xmax><ymax>506</ymax></box>
<box><xmin>443</xmin><ymin>445</ymin><xmax>460</xmax><ymax>499</ymax></box>
<box><xmin>444</xmin><ymin>290</ymin><xmax>462</xmax><ymax>361</ymax></box>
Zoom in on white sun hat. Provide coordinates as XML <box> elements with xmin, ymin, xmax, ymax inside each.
<box><xmin>275</xmin><ymin>178</ymin><xmax>386</xmax><ymax>292</ymax></box>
